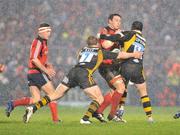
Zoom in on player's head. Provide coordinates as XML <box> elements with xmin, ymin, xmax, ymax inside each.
<box><xmin>86</xmin><ymin>36</ymin><xmax>98</xmax><ymax>47</ymax></box>
<box><xmin>108</xmin><ymin>13</ymin><xmax>122</xmax><ymax>30</ymax></box>
<box><xmin>38</xmin><ymin>23</ymin><xmax>52</xmax><ymax>40</ymax></box>
<box><xmin>131</xmin><ymin>21</ymin><xmax>143</xmax><ymax>32</ymax></box>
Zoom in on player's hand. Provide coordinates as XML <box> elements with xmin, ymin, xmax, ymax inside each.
<box><xmin>115</xmin><ymin>29</ymin><xmax>121</xmax><ymax>34</ymax></box>
<box><xmin>46</xmin><ymin>63</ymin><xmax>53</xmax><ymax>69</ymax></box>
<box><xmin>46</xmin><ymin>67</ymin><xmax>56</xmax><ymax>79</ymax></box>
<box><xmin>0</xmin><ymin>64</ymin><xmax>5</xmax><ymax>73</ymax></box>
<box><xmin>133</xmin><ymin>51</ymin><xmax>143</xmax><ymax>59</ymax></box>
<box><xmin>115</xmin><ymin>29</ymin><xmax>124</xmax><ymax>37</ymax></box>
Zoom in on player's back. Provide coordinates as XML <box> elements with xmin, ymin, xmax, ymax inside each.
<box><xmin>122</xmin><ymin>31</ymin><xmax>146</xmax><ymax>64</ymax></box>
<box><xmin>76</xmin><ymin>47</ymin><xmax>103</xmax><ymax>74</ymax></box>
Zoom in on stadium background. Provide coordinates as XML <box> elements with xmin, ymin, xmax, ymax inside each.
<box><xmin>0</xmin><ymin>0</ymin><xmax>179</xmax><ymax>106</ymax></box>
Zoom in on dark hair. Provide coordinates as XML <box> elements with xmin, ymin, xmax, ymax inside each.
<box><xmin>39</xmin><ymin>23</ymin><xmax>50</xmax><ymax>28</ymax></box>
<box><xmin>131</xmin><ymin>21</ymin><xmax>143</xmax><ymax>31</ymax></box>
<box><xmin>108</xmin><ymin>14</ymin><xmax>122</xmax><ymax>20</ymax></box>
<box><xmin>86</xmin><ymin>36</ymin><xmax>98</xmax><ymax>46</ymax></box>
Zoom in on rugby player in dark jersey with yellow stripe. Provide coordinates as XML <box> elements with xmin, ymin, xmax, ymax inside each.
<box><xmin>23</xmin><ymin>36</ymin><xmax>142</xmax><ymax>124</ymax></box>
<box><xmin>100</xmin><ymin>21</ymin><xmax>154</xmax><ymax>122</ymax></box>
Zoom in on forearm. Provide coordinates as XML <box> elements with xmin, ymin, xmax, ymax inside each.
<box><xmin>101</xmin><ymin>40</ymin><xmax>114</xmax><ymax>49</ymax></box>
<box><xmin>32</xmin><ymin>59</ymin><xmax>48</xmax><ymax>74</ymax></box>
<box><xmin>117</xmin><ymin>52</ymin><xmax>135</xmax><ymax>59</ymax></box>
<box><xmin>100</xmin><ymin>34</ymin><xmax>121</xmax><ymax>42</ymax></box>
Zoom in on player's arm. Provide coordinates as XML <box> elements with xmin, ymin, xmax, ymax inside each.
<box><xmin>32</xmin><ymin>59</ymin><xmax>55</xmax><ymax>78</ymax></box>
<box><xmin>100</xmin><ymin>34</ymin><xmax>122</xmax><ymax>42</ymax></box>
<box><xmin>101</xmin><ymin>40</ymin><xmax>114</xmax><ymax>49</ymax></box>
<box><xmin>32</xmin><ymin>59</ymin><xmax>51</xmax><ymax>73</ymax></box>
<box><xmin>99</xmin><ymin>31</ymin><xmax>134</xmax><ymax>44</ymax></box>
<box><xmin>0</xmin><ymin>64</ymin><xmax>5</xmax><ymax>73</ymax></box>
<box><xmin>102</xmin><ymin>49</ymin><xmax>142</xmax><ymax>60</ymax></box>
<box><xmin>117</xmin><ymin>51</ymin><xmax>143</xmax><ymax>59</ymax></box>
<box><xmin>31</xmin><ymin>42</ymin><xmax>55</xmax><ymax>78</ymax></box>
<box><xmin>98</xmin><ymin>28</ymin><xmax>115</xmax><ymax>49</ymax></box>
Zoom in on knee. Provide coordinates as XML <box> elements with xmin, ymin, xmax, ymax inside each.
<box><xmin>115</xmin><ymin>84</ymin><xmax>125</xmax><ymax>93</ymax></box>
<box><xmin>96</xmin><ymin>96</ymin><xmax>104</xmax><ymax>105</ymax></box>
<box><xmin>31</xmin><ymin>97</ymin><xmax>40</xmax><ymax>103</ymax></box>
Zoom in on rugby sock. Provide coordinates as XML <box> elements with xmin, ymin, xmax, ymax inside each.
<box><xmin>141</xmin><ymin>95</ymin><xmax>152</xmax><ymax>117</ymax></box>
<box><xmin>83</xmin><ymin>100</ymin><xmax>100</xmax><ymax>120</ymax></box>
<box><xmin>13</xmin><ymin>97</ymin><xmax>32</xmax><ymax>107</ymax></box>
<box><xmin>32</xmin><ymin>95</ymin><xmax>51</xmax><ymax>113</ymax></box>
<box><xmin>48</xmin><ymin>101</ymin><xmax>59</xmax><ymax>121</ymax></box>
<box><xmin>97</xmin><ymin>92</ymin><xmax>112</xmax><ymax>114</ymax></box>
<box><xmin>119</xmin><ymin>91</ymin><xmax>127</xmax><ymax>106</ymax></box>
<box><xmin>109</xmin><ymin>91</ymin><xmax>122</xmax><ymax>116</ymax></box>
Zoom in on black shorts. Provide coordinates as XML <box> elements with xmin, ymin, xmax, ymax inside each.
<box><xmin>27</xmin><ymin>73</ymin><xmax>50</xmax><ymax>89</ymax></box>
<box><xmin>61</xmin><ymin>66</ymin><xmax>96</xmax><ymax>89</ymax></box>
<box><xmin>119</xmin><ymin>62</ymin><xmax>145</xmax><ymax>87</ymax></box>
<box><xmin>98</xmin><ymin>64</ymin><xmax>120</xmax><ymax>89</ymax></box>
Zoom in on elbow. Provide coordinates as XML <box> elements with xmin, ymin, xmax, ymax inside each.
<box><xmin>118</xmin><ymin>53</ymin><xmax>124</xmax><ymax>59</ymax></box>
<box><xmin>32</xmin><ymin>58</ymin><xmax>38</xmax><ymax>64</ymax></box>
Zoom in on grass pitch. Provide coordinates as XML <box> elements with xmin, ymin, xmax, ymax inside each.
<box><xmin>0</xmin><ymin>106</ymin><xmax>180</xmax><ymax>135</ymax></box>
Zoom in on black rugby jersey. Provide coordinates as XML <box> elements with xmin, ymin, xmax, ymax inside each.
<box><xmin>77</xmin><ymin>47</ymin><xmax>118</xmax><ymax>74</ymax></box>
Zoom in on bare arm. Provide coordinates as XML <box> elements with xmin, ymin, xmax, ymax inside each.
<box><xmin>101</xmin><ymin>40</ymin><xmax>114</xmax><ymax>49</ymax></box>
<box><xmin>117</xmin><ymin>51</ymin><xmax>143</xmax><ymax>59</ymax></box>
<box><xmin>32</xmin><ymin>58</ymin><xmax>55</xmax><ymax>78</ymax></box>
<box><xmin>0</xmin><ymin>64</ymin><xmax>5</xmax><ymax>73</ymax></box>
<box><xmin>32</xmin><ymin>58</ymin><xmax>49</xmax><ymax>73</ymax></box>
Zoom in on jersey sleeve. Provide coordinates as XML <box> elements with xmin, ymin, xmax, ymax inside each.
<box><xmin>102</xmin><ymin>49</ymin><xmax>118</xmax><ymax>60</ymax></box>
<box><xmin>100</xmin><ymin>31</ymin><xmax>135</xmax><ymax>45</ymax></box>
<box><xmin>30</xmin><ymin>40</ymin><xmax>42</xmax><ymax>59</ymax></box>
<box><xmin>98</xmin><ymin>27</ymin><xmax>108</xmax><ymax>45</ymax></box>
<box><xmin>100</xmin><ymin>34</ymin><xmax>122</xmax><ymax>42</ymax></box>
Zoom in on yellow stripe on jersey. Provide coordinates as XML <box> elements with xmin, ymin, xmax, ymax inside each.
<box><xmin>122</xmin><ymin>34</ymin><xmax>136</xmax><ymax>52</ymax></box>
<box><xmin>87</xmin><ymin>49</ymin><xmax>103</xmax><ymax>85</ymax></box>
<box><xmin>87</xmin><ymin>49</ymin><xmax>103</xmax><ymax>74</ymax></box>
<box><xmin>142</xmin><ymin>69</ymin><xmax>146</xmax><ymax>80</ymax></box>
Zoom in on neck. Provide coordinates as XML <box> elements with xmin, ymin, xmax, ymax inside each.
<box><xmin>89</xmin><ymin>45</ymin><xmax>98</xmax><ymax>48</ymax></box>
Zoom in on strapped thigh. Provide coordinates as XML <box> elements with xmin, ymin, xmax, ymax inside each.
<box><xmin>109</xmin><ymin>75</ymin><xmax>124</xmax><ymax>85</ymax></box>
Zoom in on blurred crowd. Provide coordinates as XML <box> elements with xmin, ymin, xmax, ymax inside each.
<box><xmin>0</xmin><ymin>0</ymin><xmax>179</xmax><ymax>105</ymax></box>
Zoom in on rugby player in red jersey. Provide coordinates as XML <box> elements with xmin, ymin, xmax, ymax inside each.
<box><xmin>93</xmin><ymin>14</ymin><xmax>127</xmax><ymax>122</ymax></box>
<box><xmin>5</xmin><ymin>23</ymin><xmax>60</xmax><ymax>123</ymax></box>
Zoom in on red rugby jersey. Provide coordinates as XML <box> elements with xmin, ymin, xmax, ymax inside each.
<box><xmin>28</xmin><ymin>36</ymin><xmax>48</xmax><ymax>74</ymax></box>
<box><xmin>98</xmin><ymin>26</ymin><xmax>119</xmax><ymax>64</ymax></box>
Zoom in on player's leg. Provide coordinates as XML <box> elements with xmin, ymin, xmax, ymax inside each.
<box><xmin>93</xmin><ymin>90</ymin><xmax>113</xmax><ymax>122</ymax></box>
<box><xmin>96</xmin><ymin>90</ymin><xmax>113</xmax><ymax>115</ymax></box>
<box><xmin>108</xmin><ymin>76</ymin><xmax>125</xmax><ymax>121</ymax></box>
<box><xmin>81</xmin><ymin>85</ymin><xmax>104</xmax><ymax>124</ymax></box>
<box><xmin>23</xmin><ymin>83</ymin><xmax>69</xmax><ymax>123</ymax></box>
<box><xmin>5</xmin><ymin>86</ymin><xmax>39</xmax><ymax>117</ymax></box>
<box><xmin>33</xmin><ymin>83</ymin><xmax>69</xmax><ymax>112</ymax></box>
<box><xmin>116</xmin><ymin>90</ymin><xmax>127</xmax><ymax>117</ymax></box>
<box><xmin>96</xmin><ymin>68</ymin><xmax>120</xmax><ymax>116</ymax></box>
<box><xmin>135</xmin><ymin>82</ymin><xmax>153</xmax><ymax>122</ymax></box>
<box><xmin>41</xmin><ymin>81</ymin><xmax>60</xmax><ymax>123</ymax></box>
<box><xmin>96</xmin><ymin>68</ymin><xmax>113</xmax><ymax>115</ymax></box>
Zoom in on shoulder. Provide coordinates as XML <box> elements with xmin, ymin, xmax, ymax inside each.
<box><xmin>31</xmin><ymin>38</ymin><xmax>42</xmax><ymax>49</ymax></box>
<box><xmin>99</xmin><ymin>27</ymin><xmax>108</xmax><ymax>34</ymax></box>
